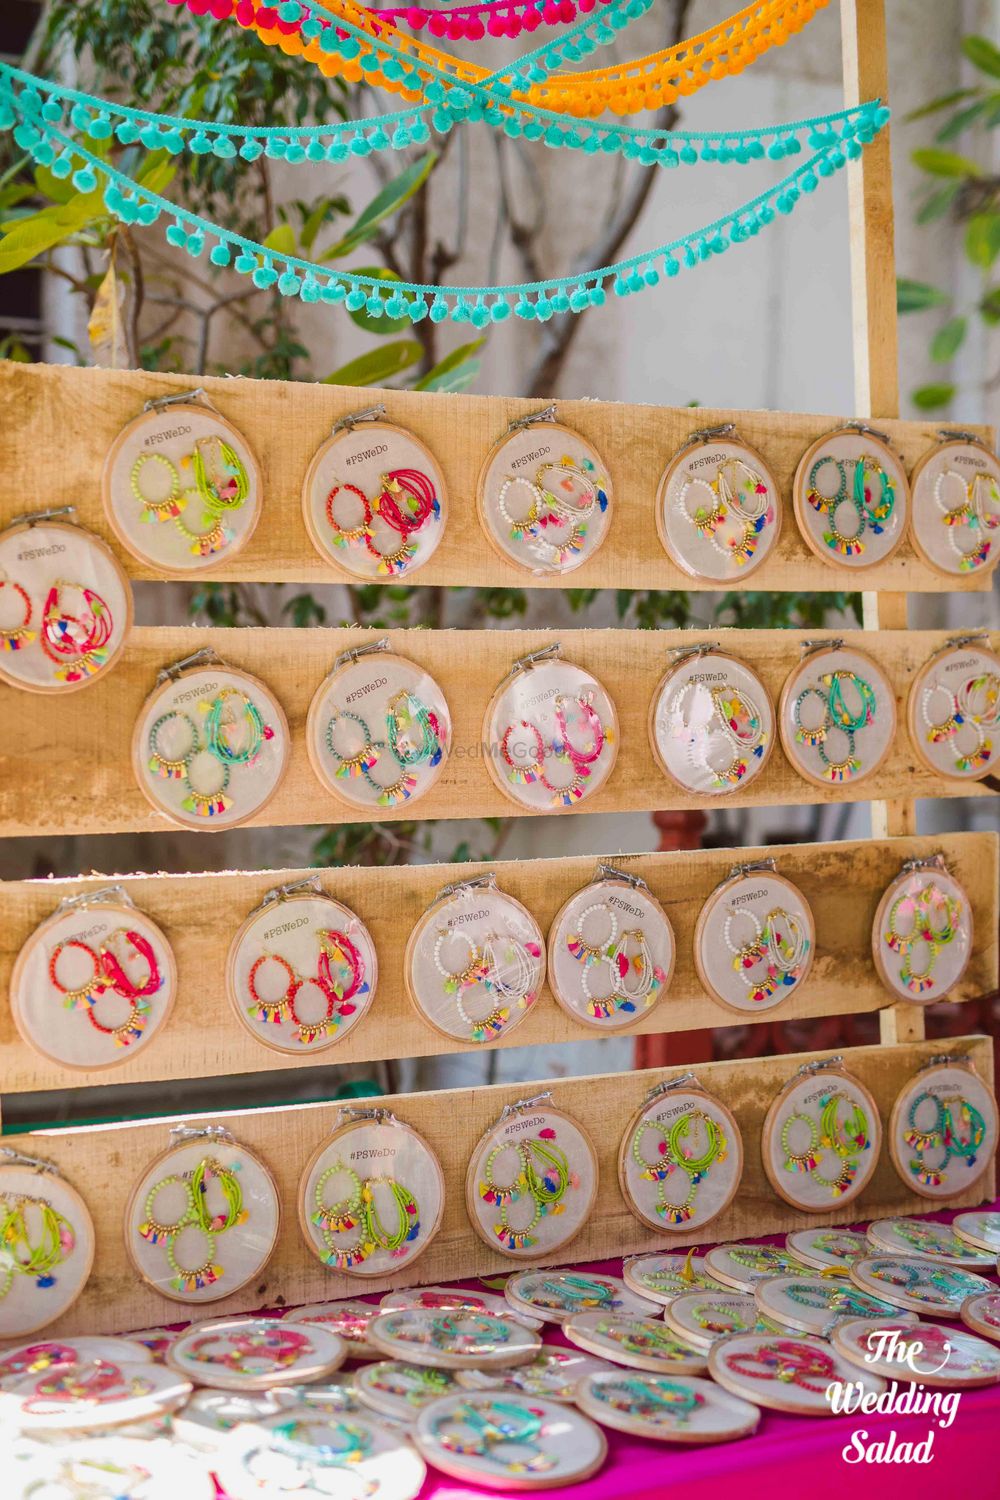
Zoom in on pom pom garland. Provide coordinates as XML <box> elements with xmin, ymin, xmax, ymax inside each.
<box><xmin>0</xmin><ymin>92</ymin><xmax>888</xmax><ymax>328</ymax></box>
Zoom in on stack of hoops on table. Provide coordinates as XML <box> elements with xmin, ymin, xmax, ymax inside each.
<box><xmin>3</xmin><ymin>1128</ymin><xmax>1000</xmax><ymax>1492</ymax></box>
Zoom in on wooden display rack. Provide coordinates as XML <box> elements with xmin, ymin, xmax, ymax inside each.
<box><xmin>0</xmin><ymin>0</ymin><xmax>997</xmax><ymax>1339</ymax></box>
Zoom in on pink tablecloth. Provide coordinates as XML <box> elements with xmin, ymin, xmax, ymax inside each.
<box><xmin>211</xmin><ymin>1200</ymin><xmax>1000</xmax><ymax>1500</ymax></box>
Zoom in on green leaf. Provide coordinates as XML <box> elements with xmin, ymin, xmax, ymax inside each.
<box><xmin>912</xmin><ymin>382</ymin><xmax>956</xmax><ymax>410</ymax></box>
<box><xmin>0</xmin><ymin>194</ymin><xmax>104</xmax><ymax>274</ymax></box>
<box><xmin>323</xmin><ymin>152</ymin><xmax>437</xmax><ymax>259</ymax></box>
<box><xmin>414</xmin><ymin>338</ymin><xmax>486</xmax><ymax>393</ymax></box>
<box><xmin>965</xmin><ymin>214</ymin><xmax>1000</xmax><ymax>269</ymax></box>
<box><xmin>911</xmin><ymin>147</ymin><xmax>982</xmax><ymax>177</ymax></box>
<box><xmin>963</xmin><ymin>34</ymin><xmax>1000</xmax><ymax>79</ymax></box>
<box><xmin>936</xmin><ymin>98</ymin><xmax>993</xmax><ymax>142</ymax></box>
<box><xmin>135</xmin><ymin>153</ymin><xmax>177</xmax><ymax>196</ymax></box>
<box><xmin>34</xmin><ymin>163</ymin><xmax>79</xmax><ymax>205</ymax></box>
<box><xmin>263</xmin><ymin>222</ymin><xmax>297</xmax><ymax>257</ymax></box>
<box><xmin>323</xmin><ymin>339</ymin><xmax>422</xmax><ymax>387</ymax></box>
<box><xmin>905</xmin><ymin>88</ymin><xmax>978</xmax><ymax>122</ymax></box>
<box><xmin>930</xmin><ymin>316</ymin><xmax>967</xmax><ymax>363</ymax></box>
<box><xmin>979</xmin><ymin>286</ymin><xmax>1000</xmax><ymax>325</ymax></box>
<box><xmin>345</xmin><ymin>267</ymin><xmax>413</xmax><ymax>334</ymax></box>
<box><xmin>896</xmin><ymin>277</ymin><xmax>949</xmax><ymax>313</ymax></box>
<box><xmin>916</xmin><ymin>182</ymin><xmax>962</xmax><ymax>225</ymax></box>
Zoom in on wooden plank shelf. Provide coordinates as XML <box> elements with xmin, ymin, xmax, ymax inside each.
<box><xmin>0</xmin><ymin>360</ymin><xmax>992</xmax><ymax>595</ymax></box>
<box><xmin>7</xmin><ymin>1036</ymin><xmax>993</xmax><ymax>1339</ymax></box>
<box><xmin>2</xmin><ymin>625</ymin><xmax>995</xmax><ymax>838</ymax></box>
<box><xmin>2</xmin><ymin>833</ymin><xmax>996</xmax><ymax>1095</ymax></box>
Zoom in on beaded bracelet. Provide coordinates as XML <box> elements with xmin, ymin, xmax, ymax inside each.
<box><xmin>48</xmin><ymin>939</ymin><xmax>108</xmax><ymax>1012</ymax></box>
<box><xmin>386</xmin><ymin>688</ymin><xmax>442</xmax><ymax>767</ymax></box>
<box><xmin>597</xmin><ymin>1376</ymin><xmax>705</xmax><ymax>1423</ymax></box>
<box><xmin>174</xmin><ymin>503</ymin><xmax>234</xmax><ymax>559</ymax></box>
<box><xmin>325</xmin><ymin>481</ymin><xmax>371</xmax><ymax>547</ymax></box>
<box><xmin>726</xmin><ymin>1340</ymin><xmax>835</xmax><ymax>1393</ymax></box>
<box><xmin>192</xmin><ymin>435</ymin><xmax>250</xmax><ymax>514</ymax></box>
<box><xmin>0</xmin><ymin>1194</ymin><xmax>76</xmax><ymax>1299</ymax></box>
<box><xmin>325</xmin><ymin>709</ymin><xmax>381</xmax><ymax>780</ymax></box>
<box><xmin>131</xmin><ymin>452</ymin><xmax>185</xmax><ymax>522</ymax></box>
<box><xmin>181</xmin><ymin>757</ymin><xmax>233</xmax><ymax>819</ymax></box>
<box><xmin>148</xmin><ymin>710</ymin><xmax>200</xmax><ymax>779</ymax></box>
<box><xmin>0</xmin><ymin>577</ymin><xmax>36</xmax><ymax>653</ymax></box>
<box><xmin>204</xmin><ymin>686</ymin><xmax>270</xmax><ymax>765</ymax></box>
<box><xmin>40</xmin><ymin>581</ymin><xmax>113</xmax><ymax>682</ymax></box>
<box><xmin>496</xmin><ymin>476</ymin><xmax>543</xmax><ymax>542</ymax></box>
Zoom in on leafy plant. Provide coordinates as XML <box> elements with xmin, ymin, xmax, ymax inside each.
<box><xmin>898</xmin><ymin>33</ymin><xmax>1000</xmax><ymax>410</ymax></box>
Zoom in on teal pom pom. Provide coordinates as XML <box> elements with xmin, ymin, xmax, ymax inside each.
<box><xmin>490</xmin><ymin>298</ymin><xmax>511</xmax><ymax>322</ymax></box>
<box><xmin>345</xmin><ymin>286</ymin><xmax>367</xmax><ymax>312</ymax></box>
<box><xmin>165</xmin><ymin>222</ymin><xmax>187</xmax><ymax>249</ymax></box>
<box><xmin>278</xmin><ymin>270</ymin><xmax>302</xmax><ymax>295</ymax></box>
<box><xmin>239</xmin><ymin>140</ymin><xmax>264</xmax><ymax>161</ymax></box>
<box><xmin>364</xmin><ymin>295</ymin><xmax>384</xmax><ymax>318</ymax></box>
<box><xmin>185</xmin><ymin>231</ymin><xmax>205</xmax><ymax>258</ymax></box>
<box><xmin>210</xmin><ymin>243</ymin><xmax>232</xmax><ymax>267</ymax></box>
<box><xmin>253</xmin><ymin>263</ymin><xmax>278</xmax><ymax>289</ymax></box>
<box><xmin>429</xmin><ymin>295</ymin><xmax>449</xmax><ymax>323</ymax></box>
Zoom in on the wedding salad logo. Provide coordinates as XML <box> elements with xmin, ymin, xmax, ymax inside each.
<box><xmin>828</xmin><ymin>1327</ymin><xmax>960</xmax><ymax>1464</ymax></box>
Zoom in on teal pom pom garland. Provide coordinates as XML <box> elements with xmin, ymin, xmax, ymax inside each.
<box><xmin>0</xmin><ymin>50</ymin><xmax>887</xmax><ymax>174</ymax></box>
<box><xmin>0</xmin><ymin>95</ymin><xmax>889</xmax><ymax>327</ymax></box>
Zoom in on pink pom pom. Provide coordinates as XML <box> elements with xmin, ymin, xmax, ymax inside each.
<box><xmin>466</xmin><ymin>17</ymin><xmax>485</xmax><ymax>37</ymax></box>
<box><xmin>235</xmin><ymin>0</ymin><xmax>256</xmax><ymax>24</ymax></box>
<box><xmin>406</xmin><ymin>5</ymin><xmax>425</xmax><ymax>24</ymax></box>
<box><xmin>539</xmin><ymin>1127</ymin><xmax>556</xmax><ymax>1140</ymax></box>
<box><xmin>428</xmin><ymin>12</ymin><xmax>448</xmax><ymax>33</ymax></box>
<box><xmin>560</xmin><ymin>0</ymin><xmax>576</xmax><ymax>17</ymax></box>
<box><xmin>256</xmin><ymin>5</ymin><xmax>278</xmax><ymax>26</ymax></box>
<box><xmin>542</xmin><ymin>1</ymin><xmax>561</xmax><ymax>21</ymax></box>
<box><xmin>522</xmin><ymin>7</ymin><xmax>541</xmax><ymax>28</ymax></box>
<box><xmin>447</xmin><ymin>19</ymin><xmax>466</xmax><ymax>39</ymax></box>
<box><xmin>210</xmin><ymin>0</ymin><xmax>234</xmax><ymax>18</ymax></box>
<box><xmin>487</xmin><ymin>14</ymin><xmax>505</xmax><ymax>33</ymax></box>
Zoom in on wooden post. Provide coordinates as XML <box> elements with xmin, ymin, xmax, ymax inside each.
<box><xmin>841</xmin><ymin>0</ymin><xmax>923</xmax><ymax>1045</ymax></box>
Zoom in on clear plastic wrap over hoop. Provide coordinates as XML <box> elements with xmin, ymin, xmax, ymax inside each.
<box><xmin>226</xmin><ymin>890</ymin><xmax>377</xmax><ymax>1054</ymax></box>
<box><xmin>298</xmin><ymin>1117</ymin><xmax>444</xmax><ymax>1278</ymax></box>
<box><xmin>306</xmin><ymin>650</ymin><xmax>451</xmax><ymax>812</ymax></box>
<box><xmin>483</xmin><ymin>654</ymin><xmax>619</xmax><ymax>812</ymax></box>
<box><xmin>10</xmin><ymin>896</ymin><xmax>177</xmax><ymax>1070</ymax></box>
<box><xmin>124</xmin><ymin>1136</ymin><xmax>281</xmax><ymax>1304</ymax></box>
<box><xmin>132</xmin><ymin>664</ymin><xmax>289</xmax><ymax>831</ymax></box>
<box><xmin>656</xmin><ymin>435</ymin><xmax>781</xmax><ymax>582</ymax></box>
<box><xmin>102</xmin><ymin>401</ymin><xmax>262</xmax><ymax>573</ymax></box>
<box><xmin>0</xmin><ymin>1160</ymin><xmax>96</xmax><ymax>1338</ymax></box>
<box><xmin>649</xmin><ymin>650</ymin><xmax>774</xmax><ymax>797</ymax></box>
<box><xmin>405</xmin><ymin>879</ymin><xmax>545</xmax><ymax>1045</ymax></box>
<box><xmin>477</xmin><ymin>421</ymin><xmax>613</xmax><ymax>577</ymax></box>
<box><xmin>547</xmin><ymin>873</ymin><xmax>675</xmax><ymax>1031</ymax></box>
<box><xmin>0</xmin><ymin>519</ymin><xmax>132</xmax><ymax>693</ymax></box>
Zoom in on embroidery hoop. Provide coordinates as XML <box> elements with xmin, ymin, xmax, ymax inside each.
<box><xmin>849</xmin><ymin>1256</ymin><xmax>994</xmax><ymax>1318</ymax></box>
<box><xmin>574</xmin><ymin>1369</ymin><xmax>760</xmax><ymax>1445</ymax></box>
<box><xmin>9</xmin><ymin>892</ymin><xmax>178</xmax><ymax>1073</ymax></box>
<box><xmin>101</xmin><ymin>395</ymin><xmax>262</xmax><ymax>574</ymax></box>
<box><xmin>708</xmin><ymin>1331</ymin><xmax>885</xmax><ymax>1414</ymax></box>
<box><xmin>224</xmin><ymin>885</ymin><xmax>378</xmax><ymax>1056</ymax></box>
<box><xmin>297</xmin><ymin>1113</ymin><xmax>445</xmax><ymax>1279</ymax></box>
<box><xmin>545</xmin><ymin>865</ymin><xmax>675</xmax><ymax>1033</ymax></box>
<box><xmin>777</xmin><ymin>641</ymin><xmax>897</xmax><ymax>790</ymax></box>
<box><xmin>792</xmin><ymin>425</ymin><xmax>910</xmax><ymax>571</ymax></box>
<box><xmin>403</xmin><ymin>876</ymin><xmax>546</xmax><ymax>1046</ymax></box>
<box><xmin>886</xmin><ymin>1055</ymin><xmax>997</xmax><ymax>1201</ymax></box>
<box><xmin>693</xmin><ymin>863</ymin><xmax>815</xmax><ymax>1016</ymax></box>
<box><xmin>759</xmin><ymin>1059</ymin><xmax>882</xmax><ymax>1213</ymax></box>
<box><xmin>412</xmin><ymin>1391</ymin><xmax>607</xmax><ymax>1491</ymax></box>
<box><xmin>481</xmin><ymin>645</ymin><xmax>620</xmax><ymax>813</ymax></box>
<box><xmin>621</xmin><ymin>1252</ymin><xmax>728</xmax><ymax>1307</ymax></box>
<box><xmin>130</xmin><ymin>656</ymin><xmax>291</xmax><ymax>832</ymax></box>
<box><xmin>367</xmin><ymin>1307</ymin><xmax>542</xmax><ymax>1370</ymax></box>
<box><xmin>301</xmin><ymin>416</ymin><xmax>448</xmax><ymax>580</ymax></box>
<box><xmin>617</xmin><ymin>1077</ymin><xmax>742</xmax><ymax>1235</ymax></box>
<box><xmin>0</xmin><ymin>1153</ymin><xmax>96</xmax><ymax>1338</ymax></box>
<box><xmin>870</xmin><ymin>859</ymin><xmax>973</xmax><ymax>1006</ymax></box>
<box><xmin>753</xmin><ymin>1271</ymin><xmax>917</xmax><ymax>1337</ymax></box>
<box><xmin>304</xmin><ymin>644</ymin><xmax>452</xmax><ymax>812</ymax></box>
<box><xmin>476</xmin><ymin>413</ymin><xmax>614</xmax><ymax>578</ymax></box>
<box><xmin>655</xmin><ymin>429</ymin><xmax>781</xmax><ymax>583</ymax></box>
<box><xmin>905</xmin><ymin>636</ymin><xmax>1000</xmax><ymax>783</ymax></box>
<box><xmin>166</xmin><ymin>1316</ymin><xmax>346</xmax><ymax>1391</ymax></box>
<box><xmin>961</xmin><ymin>1292</ymin><xmax>1000</xmax><ymax>1345</ymax></box>
<box><xmin>0</xmin><ymin>516</ymin><xmax>133</xmax><ymax>695</ymax></box>
<box><xmin>907</xmin><ymin>434</ymin><xmax>1000</xmax><ymax>580</ymax></box>
<box><xmin>647</xmin><ymin>646</ymin><xmax>776</xmax><ymax>797</ymax></box>
<box><xmin>123</xmin><ymin>1132</ymin><xmax>281</xmax><ymax>1304</ymax></box>
<box><xmin>563</xmin><ymin>1308</ymin><xmax>707</xmax><ymax>1375</ymax></box>
<box><xmin>832</xmin><ymin>1314</ymin><xmax>1000</xmax><ymax>1387</ymax></box>
<box><xmin>464</xmin><ymin>1099</ymin><xmax>599</xmax><ymax>1260</ymax></box>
